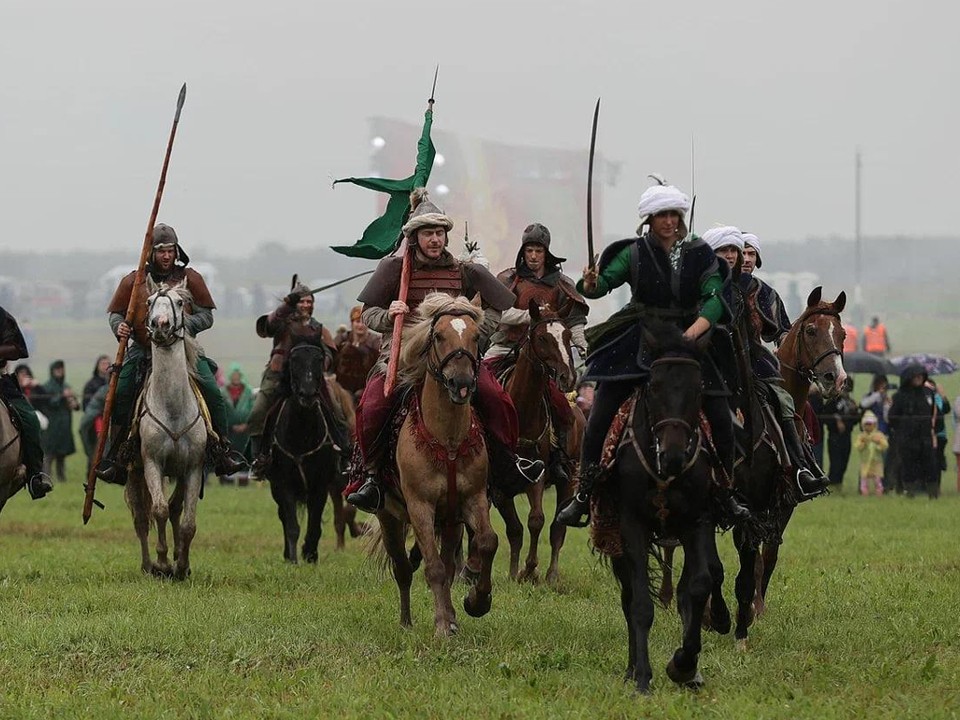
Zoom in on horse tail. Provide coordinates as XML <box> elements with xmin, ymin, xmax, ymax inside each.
<box><xmin>362</xmin><ymin>517</ymin><xmax>404</xmax><ymax>579</ymax></box>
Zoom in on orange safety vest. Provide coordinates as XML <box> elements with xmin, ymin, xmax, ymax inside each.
<box><xmin>842</xmin><ymin>324</ymin><xmax>858</xmax><ymax>353</ymax></box>
<box><xmin>863</xmin><ymin>324</ymin><xmax>887</xmax><ymax>353</ymax></box>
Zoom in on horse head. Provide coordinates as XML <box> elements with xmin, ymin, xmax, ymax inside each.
<box><xmin>780</xmin><ymin>286</ymin><xmax>848</xmax><ymax>399</ymax></box>
<box><xmin>642</xmin><ymin>323</ymin><xmax>703</xmax><ymax>478</ymax></box>
<box><xmin>146</xmin><ymin>282</ymin><xmax>191</xmax><ymax>347</ymax></box>
<box><xmin>527</xmin><ymin>300</ymin><xmax>576</xmax><ymax>393</ymax></box>
<box><xmin>287</xmin><ymin>343</ymin><xmax>329</xmax><ymax>407</ymax></box>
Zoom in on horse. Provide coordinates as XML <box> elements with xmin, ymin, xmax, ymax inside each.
<box><xmin>601</xmin><ymin>325</ymin><xmax>728</xmax><ymax>693</ymax></box>
<box><xmin>124</xmin><ymin>282</ymin><xmax>208</xmax><ymax>580</ymax></box>
<box><xmin>0</xmin><ymin>399</ymin><xmax>26</xmax><ymax>516</ymax></box>
<box><xmin>324</xmin><ymin>375</ymin><xmax>365</xmax><ymax>550</ymax></box>
<box><xmin>264</xmin><ymin>343</ymin><xmax>343</xmax><ymax>563</ymax></box>
<box><xmin>374</xmin><ymin>293</ymin><xmax>498</xmax><ymax>637</ymax></box>
<box><xmin>493</xmin><ymin>300</ymin><xmax>582</xmax><ymax>584</ymax></box>
<box><xmin>731</xmin><ymin>286</ymin><xmax>847</xmax><ymax>645</ymax></box>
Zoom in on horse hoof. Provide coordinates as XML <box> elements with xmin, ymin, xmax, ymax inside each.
<box><xmin>464</xmin><ymin>591</ymin><xmax>492</xmax><ymax>618</ymax></box>
<box><xmin>736</xmin><ymin>638</ymin><xmax>749</xmax><ymax>653</ymax></box>
<box><xmin>173</xmin><ymin>567</ymin><xmax>191</xmax><ymax>582</ymax></box>
<box><xmin>666</xmin><ymin>658</ymin><xmax>703</xmax><ymax>689</ymax></box>
<box><xmin>302</xmin><ymin>551</ymin><xmax>319</xmax><ymax>564</ymax></box>
<box><xmin>150</xmin><ymin>563</ymin><xmax>172</xmax><ymax>578</ymax></box>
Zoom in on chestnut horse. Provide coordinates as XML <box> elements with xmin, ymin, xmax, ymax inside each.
<box><xmin>494</xmin><ymin>300</ymin><xmax>582</xmax><ymax>584</ymax></box>
<box><xmin>375</xmin><ymin>293</ymin><xmax>498</xmax><ymax>636</ymax></box>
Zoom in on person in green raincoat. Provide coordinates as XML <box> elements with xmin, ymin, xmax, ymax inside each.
<box><xmin>221</xmin><ymin>363</ymin><xmax>255</xmax><ymax>476</ymax></box>
<box><xmin>41</xmin><ymin>359</ymin><xmax>79</xmax><ymax>482</ymax></box>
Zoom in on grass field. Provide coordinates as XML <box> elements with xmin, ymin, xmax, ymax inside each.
<box><xmin>1</xmin><ymin>446</ymin><xmax>958</xmax><ymax>719</ymax></box>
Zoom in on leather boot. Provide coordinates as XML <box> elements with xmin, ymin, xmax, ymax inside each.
<box><xmin>248</xmin><ymin>435</ymin><xmax>268</xmax><ymax>480</ymax></box>
<box><xmin>716</xmin><ymin>486</ymin><xmax>752</xmax><ymax>525</ymax></box>
<box><xmin>347</xmin><ymin>471</ymin><xmax>384</xmax><ymax>513</ymax></box>
<box><xmin>556</xmin><ymin>462</ymin><xmax>603</xmax><ymax>527</ymax></box>
<box><xmin>26</xmin><ymin>472</ymin><xmax>54</xmax><ymax>500</ymax></box>
<box><xmin>548</xmin><ymin>428</ymin><xmax>570</xmax><ymax>485</ymax></box>
<box><xmin>213</xmin><ymin>437</ymin><xmax>247</xmax><ymax>476</ymax></box>
<box><xmin>782</xmin><ymin>417</ymin><xmax>829</xmax><ymax>498</ymax></box>
<box><xmin>94</xmin><ymin>423</ymin><xmax>129</xmax><ymax>485</ymax></box>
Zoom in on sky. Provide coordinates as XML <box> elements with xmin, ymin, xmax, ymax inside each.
<box><xmin>1</xmin><ymin>0</ymin><xmax>957</xmax><ymax>258</ymax></box>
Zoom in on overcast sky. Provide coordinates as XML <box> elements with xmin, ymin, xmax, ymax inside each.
<box><xmin>2</xmin><ymin>0</ymin><xmax>957</xmax><ymax>258</ymax></box>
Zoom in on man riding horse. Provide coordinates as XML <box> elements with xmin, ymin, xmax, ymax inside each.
<box><xmin>485</xmin><ymin>222</ymin><xmax>589</xmax><ymax>485</ymax></box>
<box><xmin>0</xmin><ymin>305</ymin><xmax>52</xmax><ymax>499</ymax></box>
<box><xmin>705</xmin><ymin>226</ymin><xmax>829</xmax><ymax>497</ymax></box>
<box><xmin>247</xmin><ymin>281</ymin><xmax>349</xmax><ymax>477</ymax></box>
<box><xmin>346</xmin><ymin>190</ymin><xmax>545</xmax><ymax>513</ymax></box>
<box><xmin>557</xmin><ymin>183</ymin><xmax>751</xmax><ymax>527</ymax></box>
<box><xmin>95</xmin><ymin>223</ymin><xmax>245</xmax><ymax>483</ymax></box>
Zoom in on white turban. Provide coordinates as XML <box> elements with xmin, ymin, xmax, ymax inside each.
<box><xmin>702</xmin><ymin>226</ymin><xmax>745</xmax><ymax>252</ymax></box>
<box><xmin>741</xmin><ymin>232</ymin><xmax>763</xmax><ymax>268</ymax></box>
<box><xmin>637</xmin><ymin>185</ymin><xmax>691</xmax><ymax>220</ymax></box>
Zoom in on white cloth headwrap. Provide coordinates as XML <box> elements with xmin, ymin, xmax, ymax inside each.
<box><xmin>741</xmin><ymin>232</ymin><xmax>762</xmax><ymax>264</ymax></box>
<box><xmin>637</xmin><ymin>185</ymin><xmax>691</xmax><ymax>220</ymax></box>
<box><xmin>702</xmin><ymin>226</ymin><xmax>745</xmax><ymax>252</ymax></box>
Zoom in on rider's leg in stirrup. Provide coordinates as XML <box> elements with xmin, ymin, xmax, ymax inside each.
<box><xmin>196</xmin><ymin>357</ymin><xmax>245</xmax><ymax>476</ymax></box>
<box><xmin>8</xmin><ymin>396</ymin><xmax>52</xmax><ymax>499</ymax></box>
<box><xmin>94</xmin><ymin>358</ymin><xmax>138</xmax><ymax>485</ymax></box>
<box><xmin>770</xmin><ymin>382</ymin><xmax>829</xmax><ymax>498</ymax></box>
<box><xmin>557</xmin><ymin>379</ymin><xmax>633</xmax><ymax>527</ymax></box>
<box><xmin>702</xmin><ymin>394</ymin><xmax>751</xmax><ymax>524</ymax></box>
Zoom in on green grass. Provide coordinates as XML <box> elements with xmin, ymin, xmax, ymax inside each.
<box><xmin>1</xmin><ymin>450</ymin><xmax>958</xmax><ymax>720</ymax></box>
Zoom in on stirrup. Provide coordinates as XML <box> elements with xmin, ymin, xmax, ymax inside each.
<box><xmin>95</xmin><ymin>460</ymin><xmax>128</xmax><ymax>486</ymax></box>
<box><xmin>347</xmin><ymin>477</ymin><xmax>384</xmax><ymax>513</ymax></box>
<box><xmin>26</xmin><ymin>472</ymin><xmax>53</xmax><ymax>500</ymax></box>
<box><xmin>796</xmin><ymin>468</ymin><xmax>829</xmax><ymax>499</ymax></box>
<box><xmin>516</xmin><ymin>456</ymin><xmax>545</xmax><ymax>484</ymax></box>
<box><xmin>556</xmin><ymin>493</ymin><xmax>591</xmax><ymax>528</ymax></box>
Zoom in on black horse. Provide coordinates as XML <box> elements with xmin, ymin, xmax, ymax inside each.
<box><xmin>603</xmin><ymin>327</ymin><xmax>729</xmax><ymax>693</ymax></box>
<box><xmin>265</xmin><ymin>343</ymin><xmax>341</xmax><ymax>563</ymax></box>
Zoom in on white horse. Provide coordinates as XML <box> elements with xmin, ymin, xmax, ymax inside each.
<box><xmin>125</xmin><ymin>282</ymin><xmax>208</xmax><ymax>580</ymax></box>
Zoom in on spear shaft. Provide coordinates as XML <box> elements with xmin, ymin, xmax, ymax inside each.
<box><xmin>83</xmin><ymin>83</ymin><xmax>187</xmax><ymax>524</ymax></box>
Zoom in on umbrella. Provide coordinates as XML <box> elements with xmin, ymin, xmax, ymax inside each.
<box><xmin>890</xmin><ymin>353</ymin><xmax>959</xmax><ymax>376</ymax></box>
<box><xmin>843</xmin><ymin>351</ymin><xmax>895</xmax><ymax>376</ymax></box>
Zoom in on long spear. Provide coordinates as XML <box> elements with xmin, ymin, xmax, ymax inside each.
<box><xmin>384</xmin><ymin>68</ymin><xmax>438</xmax><ymax>397</ymax></box>
<box><xmin>83</xmin><ymin>83</ymin><xmax>187</xmax><ymax>524</ymax></box>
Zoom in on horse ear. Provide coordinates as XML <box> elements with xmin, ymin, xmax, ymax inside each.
<box><xmin>528</xmin><ymin>299</ymin><xmax>541</xmax><ymax>322</ymax></box>
<box><xmin>833</xmin><ymin>291</ymin><xmax>847</xmax><ymax>313</ymax></box>
<box><xmin>806</xmin><ymin>286</ymin><xmax>823</xmax><ymax>307</ymax></box>
<box><xmin>471</xmin><ymin>293</ymin><xmax>482</xmax><ymax>309</ymax></box>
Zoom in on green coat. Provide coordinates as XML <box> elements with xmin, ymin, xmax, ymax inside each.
<box><xmin>41</xmin><ymin>372</ymin><xmax>77</xmax><ymax>457</ymax></box>
<box><xmin>221</xmin><ymin>365</ymin><xmax>255</xmax><ymax>458</ymax></box>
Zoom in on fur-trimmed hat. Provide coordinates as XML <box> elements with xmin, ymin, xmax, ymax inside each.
<box><xmin>151</xmin><ymin>223</ymin><xmax>190</xmax><ymax>265</ymax></box>
<box><xmin>401</xmin><ymin>188</ymin><xmax>453</xmax><ymax>239</ymax></box>
<box><xmin>514</xmin><ymin>222</ymin><xmax>566</xmax><ymax>269</ymax></box>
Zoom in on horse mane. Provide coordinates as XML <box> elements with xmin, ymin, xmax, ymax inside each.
<box><xmin>398</xmin><ymin>293</ymin><xmax>482</xmax><ymax>388</ymax></box>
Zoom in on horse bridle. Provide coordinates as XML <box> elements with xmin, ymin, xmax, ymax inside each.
<box><xmin>519</xmin><ymin>318</ymin><xmax>573</xmax><ymax>383</ymax></box>
<box><xmin>644</xmin><ymin>357</ymin><xmax>703</xmax><ymax>478</ymax></box>
<box><xmin>147</xmin><ymin>288</ymin><xmax>186</xmax><ymax>347</ymax></box>
<box><xmin>424</xmin><ymin>310</ymin><xmax>481</xmax><ymax>389</ymax></box>
<box><xmin>781</xmin><ymin>307</ymin><xmax>842</xmax><ymax>384</ymax></box>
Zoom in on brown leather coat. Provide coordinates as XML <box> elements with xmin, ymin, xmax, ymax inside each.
<box><xmin>256</xmin><ymin>301</ymin><xmax>336</xmax><ymax>373</ymax></box>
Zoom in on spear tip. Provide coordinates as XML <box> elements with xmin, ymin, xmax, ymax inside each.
<box><xmin>176</xmin><ymin>83</ymin><xmax>187</xmax><ymax>118</ymax></box>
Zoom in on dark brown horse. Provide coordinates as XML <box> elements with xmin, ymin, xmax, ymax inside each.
<box><xmin>494</xmin><ymin>301</ymin><xmax>582</xmax><ymax>584</ymax></box>
<box><xmin>604</xmin><ymin>326</ymin><xmax>727</xmax><ymax>693</ymax></box>
<box><xmin>731</xmin><ymin>286</ymin><xmax>847</xmax><ymax>645</ymax></box>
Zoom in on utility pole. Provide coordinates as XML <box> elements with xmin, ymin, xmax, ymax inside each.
<box><xmin>854</xmin><ymin>148</ymin><xmax>863</xmax><ymax>327</ymax></box>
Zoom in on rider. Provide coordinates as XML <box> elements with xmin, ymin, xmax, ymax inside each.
<box><xmin>485</xmin><ymin>223</ymin><xmax>589</xmax><ymax>485</ymax></box>
<box><xmin>247</xmin><ymin>281</ymin><xmax>348</xmax><ymax>477</ymax></box>
<box><xmin>95</xmin><ymin>223</ymin><xmax>245</xmax><ymax>483</ymax></box>
<box><xmin>333</xmin><ymin>305</ymin><xmax>382</xmax><ymax>401</ymax></box>
<box><xmin>556</xmin><ymin>183</ymin><xmax>751</xmax><ymax>527</ymax></box>
<box><xmin>346</xmin><ymin>189</ymin><xmax>544</xmax><ymax>513</ymax></box>
<box><xmin>0</xmin><ymin>305</ymin><xmax>53</xmax><ymax>499</ymax></box>
<box><xmin>722</xmin><ymin>229</ymin><xmax>830</xmax><ymax>497</ymax></box>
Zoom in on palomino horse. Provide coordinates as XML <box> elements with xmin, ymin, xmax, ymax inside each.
<box><xmin>0</xmin><ymin>399</ymin><xmax>26</xmax><ymax>516</ymax></box>
<box><xmin>125</xmin><ymin>283</ymin><xmax>208</xmax><ymax>580</ymax></box>
<box><xmin>731</xmin><ymin>286</ymin><xmax>847</xmax><ymax>645</ymax></box>
<box><xmin>603</xmin><ymin>325</ymin><xmax>728</xmax><ymax>693</ymax></box>
<box><xmin>494</xmin><ymin>300</ymin><xmax>582</xmax><ymax>584</ymax></box>
<box><xmin>375</xmin><ymin>293</ymin><xmax>498</xmax><ymax>636</ymax></box>
<box><xmin>264</xmin><ymin>343</ymin><xmax>342</xmax><ymax>563</ymax></box>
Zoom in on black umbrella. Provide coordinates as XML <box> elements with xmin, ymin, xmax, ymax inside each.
<box><xmin>890</xmin><ymin>353</ymin><xmax>958</xmax><ymax>376</ymax></box>
<box><xmin>843</xmin><ymin>351</ymin><xmax>895</xmax><ymax>375</ymax></box>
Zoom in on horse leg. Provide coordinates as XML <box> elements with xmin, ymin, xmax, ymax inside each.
<box><xmin>173</xmin><ymin>466</ymin><xmax>201</xmax><ymax>581</ymax></box>
<box><xmin>546</xmin><ymin>472</ymin><xmax>573</xmax><ymax>586</ymax></box>
<box><xmin>666</xmin><ymin>523</ymin><xmax>712</xmax><ymax>689</ymax></box>
<box><xmin>757</xmin><ymin>542</ymin><xmax>783</xmax><ymax>614</ymax></box>
<box><xmin>703</xmin><ymin>535</ymin><xmax>731</xmax><ymax>635</ymax></box>
<box><xmin>125</xmin><ymin>479</ymin><xmax>153</xmax><ymax>575</ymax></box>
<box><xmin>518</xmin><ymin>480</ymin><xmax>545</xmax><ymax>582</ymax></box>
<box><xmin>328</xmin><ymin>484</ymin><xmax>347</xmax><ymax>551</ymax></box>
<box><xmin>611</xmin><ymin>554</ymin><xmax>639</xmax><ymax>686</ymax></box>
<box><xmin>461</xmin><ymin>492</ymin><xmax>498</xmax><ymax>618</ymax></box>
<box><xmin>659</xmin><ymin>545</ymin><xmax>676</xmax><ymax>608</ymax></box>
<box><xmin>622</xmin><ymin>529</ymin><xmax>655</xmax><ymax>693</ymax></box>
<box><xmin>345</xmin><ymin>503</ymin><xmax>364</xmax><ymax>538</ymax></box>
<box><xmin>407</xmin><ymin>498</ymin><xmax>457</xmax><ymax>637</ymax></box>
<box><xmin>143</xmin><ymin>461</ymin><xmax>172</xmax><ymax>578</ymax></box>
<box><xmin>733</xmin><ymin>526</ymin><xmax>758</xmax><ymax>648</ymax></box>
<box><xmin>377</xmin><ymin>513</ymin><xmax>414</xmax><ymax>627</ymax></box>
<box><xmin>495</xmin><ymin>495</ymin><xmax>524</xmax><ymax>581</ymax></box>
<box><xmin>271</xmin><ymin>479</ymin><xmax>299</xmax><ymax>564</ymax></box>
<box><xmin>302</xmin><ymin>475</ymin><xmax>328</xmax><ymax>563</ymax></box>
<box><xmin>168</xmin><ymin>480</ymin><xmax>185</xmax><ymax>564</ymax></box>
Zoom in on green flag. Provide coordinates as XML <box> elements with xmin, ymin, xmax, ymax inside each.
<box><xmin>331</xmin><ymin>109</ymin><xmax>436</xmax><ymax>259</ymax></box>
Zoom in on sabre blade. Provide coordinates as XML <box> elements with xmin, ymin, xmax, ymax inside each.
<box><xmin>586</xmin><ymin>98</ymin><xmax>601</xmax><ymax>269</ymax></box>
